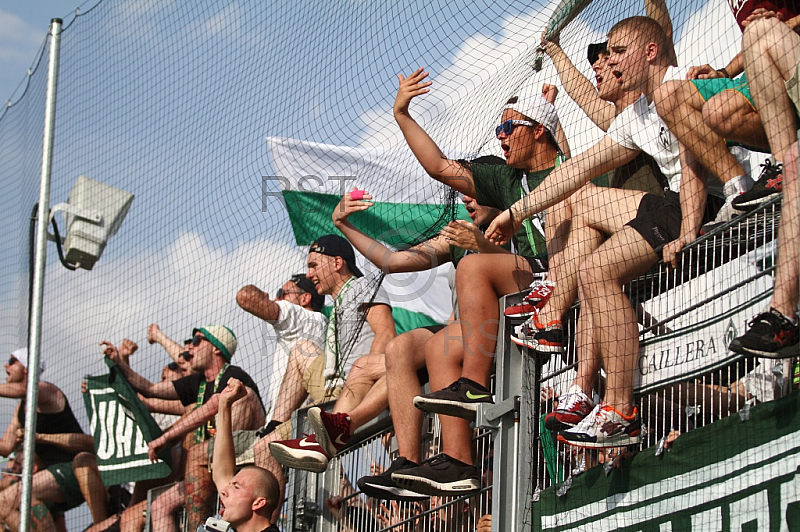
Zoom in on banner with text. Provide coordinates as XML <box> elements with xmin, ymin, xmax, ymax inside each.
<box><xmin>83</xmin><ymin>358</ymin><xmax>172</xmax><ymax>485</ymax></box>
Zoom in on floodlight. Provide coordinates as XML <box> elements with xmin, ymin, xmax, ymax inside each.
<box><xmin>48</xmin><ymin>175</ymin><xmax>134</xmax><ymax>270</ymax></box>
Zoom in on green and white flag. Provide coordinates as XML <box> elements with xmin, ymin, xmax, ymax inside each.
<box><xmin>267</xmin><ymin>136</ymin><xmax>471</xmax><ymax>331</ymax></box>
<box><xmin>83</xmin><ymin>358</ymin><xmax>172</xmax><ymax>485</ymax></box>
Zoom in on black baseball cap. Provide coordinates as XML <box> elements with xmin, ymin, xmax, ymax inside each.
<box><xmin>289</xmin><ymin>273</ymin><xmax>325</xmax><ymax>311</ymax></box>
<box><xmin>309</xmin><ymin>234</ymin><xmax>364</xmax><ymax>278</ymax></box>
<box><xmin>587</xmin><ymin>41</ymin><xmax>608</xmax><ymax>66</ymax></box>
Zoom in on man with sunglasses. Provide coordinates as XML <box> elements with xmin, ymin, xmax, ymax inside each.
<box><xmin>236</xmin><ymin>273</ymin><xmax>326</xmax><ymax>425</ymax></box>
<box><xmin>102</xmin><ymin>326</ymin><xmax>265</xmax><ymax>531</ymax></box>
<box><xmin>0</xmin><ymin>349</ymin><xmax>92</xmax><ymax>531</ymax></box>
<box><xmin>385</xmin><ymin>73</ymin><xmax>570</xmax><ymax>494</ymax></box>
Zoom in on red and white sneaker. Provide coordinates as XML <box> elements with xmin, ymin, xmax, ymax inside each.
<box><xmin>544</xmin><ymin>385</ymin><xmax>594</xmax><ymax>431</ymax></box>
<box><xmin>557</xmin><ymin>404</ymin><xmax>641</xmax><ymax>448</ymax></box>
<box><xmin>511</xmin><ymin>314</ymin><xmax>564</xmax><ymax>355</ymax></box>
<box><xmin>504</xmin><ymin>280</ymin><xmax>556</xmax><ymax>318</ymax></box>
<box><xmin>268</xmin><ymin>434</ymin><xmax>330</xmax><ymax>473</ymax></box>
<box><xmin>308</xmin><ymin>407</ymin><xmax>351</xmax><ymax>457</ymax></box>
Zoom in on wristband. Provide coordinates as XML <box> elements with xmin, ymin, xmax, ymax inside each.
<box><xmin>350</xmin><ymin>190</ymin><xmax>365</xmax><ymax>200</ymax></box>
<box><xmin>717</xmin><ymin>67</ymin><xmax>730</xmax><ymax>78</ymax></box>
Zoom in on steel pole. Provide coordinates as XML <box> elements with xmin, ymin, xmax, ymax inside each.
<box><xmin>19</xmin><ymin>18</ymin><xmax>61</xmax><ymax>532</ymax></box>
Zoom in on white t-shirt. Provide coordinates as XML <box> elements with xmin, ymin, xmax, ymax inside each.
<box><xmin>323</xmin><ymin>276</ymin><xmax>392</xmax><ymax>387</ymax></box>
<box><xmin>608</xmin><ymin>93</ymin><xmax>681</xmax><ymax>193</ymax></box>
<box><xmin>266</xmin><ymin>300</ymin><xmax>326</xmax><ymax>410</ymax></box>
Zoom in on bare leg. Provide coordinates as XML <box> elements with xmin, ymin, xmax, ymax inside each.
<box><xmin>334</xmin><ymin>353</ymin><xmax>386</xmax><ymax>421</ymax></box>
<box><xmin>385</xmin><ymin>328</ymin><xmax>434</xmax><ymax>463</ymax></box>
<box><xmin>654</xmin><ymin>80</ymin><xmax>745</xmax><ymax>182</ymax></box>
<box><xmin>743</xmin><ymin>17</ymin><xmax>800</xmax><ymax>165</ymax></box>
<box><xmin>120</xmin><ymin>500</ymin><xmax>148</xmax><ymax>532</ymax></box>
<box><xmin>454</xmin><ymin>254</ymin><xmax>534</xmax><ymax>387</ymax></box>
<box><xmin>149</xmin><ymin>481</ymin><xmax>185</xmax><ymax>532</ymax></box>
<box><xmin>703</xmin><ymin>91</ymin><xmax>768</xmax><ymax>150</ymax></box>
<box><xmin>73</xmin><ymin>452</ymin><xmax>109</xmax><ymax>524</ymax></box>
<box><xmin>426</xmin><ymin>323</ymin><xmax>472</xmax><ymax>464</ymax></box>
<box><xmin>580</xmin><ymin>227</ymin><xmax>658</xmax><ymax>414</ymax></box>
<box><xmin>772</xmin><ymin>143</ymin><xmax>800</xmax><ymax>315</ymax></box>
<box><xmin>271</xmin><ymin>341</ymin><xmax>319</xmax><ymax>423</ymax></box>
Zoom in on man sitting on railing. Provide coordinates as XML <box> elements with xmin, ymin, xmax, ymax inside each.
<box><xmin>728</xmin><ymin>12</ymin><xmax>800</xmax><ymax>357</ymax></box>
<box><xmin>388</xmin><ymin>74</ymin><xmax>570</xmax><ymax>495</ymax></box>
<box><xmin>263</xmin><ymin>235</ymin><xmax>396</xmax><ymax>490</ymax></box>
<box><xmin>486</xmin><ymin>16</ymin><xmax>711</xmax><ymax>448</ymax></box>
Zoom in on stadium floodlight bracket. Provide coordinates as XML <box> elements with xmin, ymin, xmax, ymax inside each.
<box><xmin>47</xmin><ymin>175</ymin><xmax>134</xmax><ymax>270</ymax></box>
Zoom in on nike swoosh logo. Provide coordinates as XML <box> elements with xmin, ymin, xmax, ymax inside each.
<box><xmin>298</xmin><ymin>438</ymin><xmax>318</xmax><ymax>448</ymax></box>
<box><xmin>334</xmin><ymin>434</ymin><xmax>348</xmax><ymax>446</ymax></box>
<box><xmin>465</xmin><ymin>391</ymin><xmax>490</xmax><ymax>400</ymax></box>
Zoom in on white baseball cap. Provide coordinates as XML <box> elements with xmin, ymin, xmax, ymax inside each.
<box><xmin>503</xmin><ymin>91</ymin><xmax>561</xmax><ymax>153</ymax></box>
<box><xmin>11</xmin><ymin>347</ymin><xmax>45</xmax><ymax>374</ymax></box>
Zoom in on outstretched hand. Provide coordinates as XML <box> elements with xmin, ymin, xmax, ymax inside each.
<box><xmin>332</xmin><ymin>188</ymin><xmax>374</xmax><ymax>225</ymax></box>
<box><xmin>484</xmin><ymin>209</ymin><xmax>520</xmax><ymax>246</ymax></box>
<box><xmin>541</xmin><ymin>84</ymin><xmax>558</xmax><ymax>105</ymax></box>
<box><xmin>440</xmin><ymin>220</ymin><xmax>484</xmax><ymax>252</ymax></box>
<box><xmin>394</xmin><ymin>68</ymin><xmax>432</xmax><ymax>117</ymax></box>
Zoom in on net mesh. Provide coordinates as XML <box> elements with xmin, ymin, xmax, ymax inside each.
<box><xmin>0</xmin><ymin>0</ymin><xmax>795</xmax><ymax>530</ymax></box>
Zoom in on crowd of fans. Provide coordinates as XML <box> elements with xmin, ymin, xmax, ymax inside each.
<box><xmin>2</xmin><ymin>0</ymin><xmax>800</xmax><ymax>530</ymax></box>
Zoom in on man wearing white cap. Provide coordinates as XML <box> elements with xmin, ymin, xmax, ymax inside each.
<box><xmin>0</xmin><ymin>348</ymin><xmax>93</xmax><ymax>531</ymax></box>
<box><xmin>102</xmin><ymin>325</ymin><xmax>265</xmax><ymax>531</ymax></box>
<box><xmin>389</xmin><ymin>72</ymin><xmax>570</xmax><ymax>495</ymax></box>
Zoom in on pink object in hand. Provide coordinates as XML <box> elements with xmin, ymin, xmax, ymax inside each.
<box><xmin>350</xmin><ymin>190</ymin><xmax>365</xmax><ymax>200</ymax></box>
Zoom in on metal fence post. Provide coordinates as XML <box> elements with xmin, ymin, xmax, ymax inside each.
<box><xmin>19</xmin><ymin>18</ymin><xmax>61</xmax><ymax>532</ymax></box>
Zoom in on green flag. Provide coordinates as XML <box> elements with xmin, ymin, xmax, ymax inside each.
<box><xmin>83</xmin><ymin>358</ymin><xmax>172</xmax><ymax>485</ymax></box>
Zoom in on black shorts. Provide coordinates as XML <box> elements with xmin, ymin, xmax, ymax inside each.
<box><xmin>626</xmin><ymin>191</ymin><xmax>681</xmax><ymax>256</ymax></box>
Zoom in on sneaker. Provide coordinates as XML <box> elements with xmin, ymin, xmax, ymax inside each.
<box><xmin>357</xmin><ymin>457</ymin><xmax>430</xmax><ymax>501</ymax></box>
<box><xmin>390</xmin><ymin>454</ymin><xmax>480</xmax><ymax>497</ymax></box>
<box><xmin>268</xmin><ymin>434</ymin><xmax>329</xmax><ymax>473</ymax></box>
<box><xmin>557</xmin><ymin>404</ymin><xmax>641</xmax><ymax>448</ymax></box>
<box><xmin>308</xmin><ymin>407</ymin><xmax>350</xmax><ymax>457</ymax></box>
<box><xmin>733</xmin><ymin>160</ymin><xmax>782</xmax><ymax>211</ymax></box>
<box><xmin>412</xmin><ymin>378</ymin><xmax>493</xmax><ymax>419</ymax></box>
<box><xmin>511</xmin><ymin>314</ymin><xmax>564</xmax><ymax>354</ymax></box>
<box><xmin>711</xmin><ymin>193</ymin><xmax>743</xmax><ymax>225</ymax></box>
<box><xmin>730</xmin><ymin>308</ymin><xmax>800</xmax><ymax>359</ymax></box>
<box><xmin>544</xmin><ymin>385</ymin><xmax>595</xmax><ymax>431</ymax></box>
<box><xmin>504</xmin><ymin>280</ymin><xmax>556</xmax><ymax>318</ymax></box>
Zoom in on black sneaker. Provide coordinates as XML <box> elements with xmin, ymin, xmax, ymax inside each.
<box><xmin>412</xmin><ymin>378</ymin><xmax>493</xmax><ymax>419</ymax></box>
<box><xmin>357</xmin><ymin>457</ymin><xmax>430</xmax><ymax>501</ymax></box>
<box><xmin>732</xmin><ymin>160</ymin><xmax>783</xmax><ymax>211</ymax></box>
<box><xmin>390</xmin><ymin>454</ymin><xmax>480</xmax><ymax>497</ymax></box>
<box><xmin>730</xmin><ymin>308</ymin><xmax>800</xmax><ymax>359</ymax></box>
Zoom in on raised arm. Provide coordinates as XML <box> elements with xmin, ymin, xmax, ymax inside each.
<box><xmin>148</xmin><ymin>395</ymin><xmax>220</xmax><ymax>462</ymax></box>
<box><xmin>236</xmin><ymin>285</ymin><xmax>281</xmax><ymax>322</ymax></box>
<box><xmin>394</xmin><ymin>68</ymin><xmax>477</xmax><ymax>196</ymax></box>
<box><xmin>486</xmin><ymin>136</ymin><xmax>639</xmax><ymax>243</ymax></box>
<box><xmin>364</xmin><ymin>303</ymin><xmax>397</xmax><ymax>355</ymax></box>
<box><xmin>140</xmin><ymin>395</ymin><xmax>187</xmax><ymax>416</ymax></box>
<box><xmin>34</xmin><ymin>432</ymin><xmax>95</xmax><ymax>453</ymax></box>
<box><xmin>147</xmin><ymin>324</ymin><xmax>184</xmax><ymax>363</ymax></box>
<box><xmin>212</xmin><ymin>379</ymin><xmax>247</xmax><ymax>488</ymax></box>
<box><xmin>542</xmin><ymin>39</ymin><xmax>616</xmax><ymax>131</ymax></box>
<box><xmin>102</xmin><ymin>341</ymin><xmax>178</xmax><ymax>400</ymax></box>
<box><xmin>332</xmin><ymin>190</ymin><xmax>452</xmax><ymax>273</ymax></box>
<box><xmin>645</xmin><ymin>0</ymin><xmax>677</xmax><ymax>66</ymax></box>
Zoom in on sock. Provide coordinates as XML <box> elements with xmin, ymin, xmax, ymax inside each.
<box><xmin>723</xmin><ymin>174</ymin><xmax>754</xmax><ymax>197</ymax></box>
<box><xmin>771</xmin><ymin>307</ymin><xmax>799</xmax><ymax>325</ymax></box>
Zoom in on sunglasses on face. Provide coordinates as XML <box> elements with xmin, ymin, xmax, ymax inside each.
<box><xmin>191</xmin><ymin>335</ymin><xmax>208</xmax><ymax>347</ymax></box>
<box><xmin>276</xmin><ymin>288</ymin><xmax>305</xmax><ymax>299</ymax></box>
<box><xmin>7</xmin><ymin>357</ymin><xmax>17</xmax><ymax>366</ymax></box>
<box><xmin>179</xmin><ymin>351</ymin><xmax>193</xmax><ymax>362</ymax></box>
<box><xmin>495</xmin><ymin>119</ymin><xmax>536</xmax><ymax>137</ymax></box>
